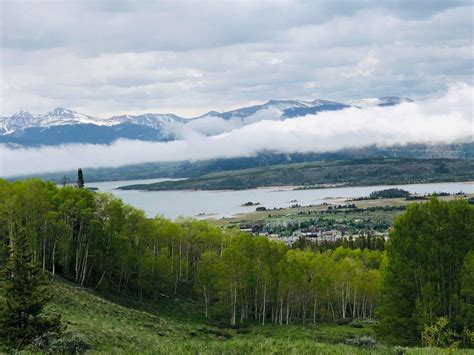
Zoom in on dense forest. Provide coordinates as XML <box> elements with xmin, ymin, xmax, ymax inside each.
<box><xmin>0</xmin><ymin>179</ymin><xmax>473</xmax><ymax>351</ymax></box>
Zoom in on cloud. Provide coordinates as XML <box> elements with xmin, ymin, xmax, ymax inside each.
<box><xmin>1</xmin><ymin>1</ymin><xmax>473</xmax><ymax>116</ymax></box>
<box><xmin>343</xmin><ymin>53</ymin><xmax>379</xmax><ymax>78</ymax></box>
<box><xmin>1</xmin><ymin>83</ymin><xmax>472</xmax><ymax>178</ymax></box>
<box><xmin>163</xmin><ymin>107</ymin><xmax>285</xmax><ymax>138</ymax></box>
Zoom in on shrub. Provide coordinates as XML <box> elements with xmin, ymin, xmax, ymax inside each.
<box><xmin>349</xmin><ymin>320</ymin><xmax>364</xmax><ymax>328</ymax></box>
<box><xmin>345</xmin><ymin>335</ymin><xmax>377</xmax><ymax>347</ymax></box>
<box><xmin>28</xmin><ymin>331</ymin><xmax>92</xmax><ymax>354</ymax></box>
<box><xmin>421</xmin><ymin>317</ymin><xmax>460</xmax><ymax>349</ymax></box>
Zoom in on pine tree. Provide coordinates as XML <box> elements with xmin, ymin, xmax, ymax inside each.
<box><xmin>77</xmin><ymin>168</ymin><xmax>84</xmax><ymax>188</ymax></box>
<box><xmin>0</xmin><ymin>230</ymin><xmax>61</xmax><ymax>348</ymax></box>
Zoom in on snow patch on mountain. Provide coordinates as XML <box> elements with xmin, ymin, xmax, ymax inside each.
<box><xmin>0</xmin><ymin>108</ymin><xmax>187</xmax><ymax>134</ymax></box>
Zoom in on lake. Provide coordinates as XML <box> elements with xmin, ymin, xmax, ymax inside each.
<box><xmin>89</xmin><ymin>179</ymin><xmax>474</xmax><ymax>220</ymax></box>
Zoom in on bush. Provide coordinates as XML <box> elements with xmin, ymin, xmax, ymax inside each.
<box><xmin>421</xmin><ymin>317</ymin><xmax>460</xmax><ymax>349</ymax></box>
<box><xmin>345</xmin><ymin>335</ymin><xmax>377</xmax><ymax>347</ymax></box>
<box><xmin>28</xmin><ymin>331</ymin><xmax>92</xmax><ymax>354</ymax></box>
<box><xmin>349</xmin><ymin>320</ymin><xmax>364</xmax><ymax>328</ymax></box>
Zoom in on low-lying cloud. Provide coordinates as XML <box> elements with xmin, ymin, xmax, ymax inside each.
<box><xmin>167</xmin><ymin>107</ymin><xmax>284</xmax><ymax>138</ymax></box>
<box><xmin>1</xmin><ymin>83</ymin><xmax>472</xmax><ymax>178</ymax></box>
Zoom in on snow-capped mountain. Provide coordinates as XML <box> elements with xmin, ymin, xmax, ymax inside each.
<box><xmin>0</xmin><ymin>97</ymin><xmax>412</xmax><ymax>146</ymax></box>
<box><xmin>0</xmin><ymin>108</ymin><xmax>113</xmax><ymax>134</ymax></box>
<box><xmin>0</xmin><ymin>110</ymin><xmax>38</xmax><ymax>134</ymax></box>
<box><xmin>210</xmin><ymin>99</ymin><xmax>349</xmax><ymax>120</ymax></box>
<box><xmin>109</xmin><ymin>113</ymin><xmax>187</xmax><ymax>130</ymax></box>
<box><xmin>0</xmin><ymin>108</ymin><xmax>186</xmax><ymax>134</ymax></box>
<box><xmin>0</xmin><ymin>108</ymin><xmax>192</xmax><ymax>145</ymax></box>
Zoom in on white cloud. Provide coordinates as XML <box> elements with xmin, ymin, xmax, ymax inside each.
<box><xmin>343</xmin><ymin>53</ymin><xmax>379</xmax><ymax>78</ymax></box>
<box><xmin>1</xmin><ymin>83</ymin><xmax>472</xmax><ymax>177</ymax></box>
<box><xmin>164</xmin><ymin>107</ymin><xmax>283</xmax><ymax>137</ymax></box>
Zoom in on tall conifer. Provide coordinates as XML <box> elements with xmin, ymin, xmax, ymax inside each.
<box><xmin>0</xmin><ymin>230</ymin><xmax>61</xmax><ymax>348</ymax></box>
<box><xmin>77</xmin><ymin>168</ymin><xmax>84</xmax><ymax>188</ymax></box>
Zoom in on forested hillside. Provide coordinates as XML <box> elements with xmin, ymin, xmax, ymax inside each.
<box><xmin>0</xmin><ymin>179</ymin><xmax>473</xmax><ymax>352</ymax></box>
<box><xmin>120</xmin><ymin>159</ymin><xmax>474</xmax><ymax>191</ymax></box>
<box><xmin>0</xmin><ymin>179</ymin><xmax>383</xmax><ymax>324</ymax></box>
<box><xmin>14</xmin><ymin>143</ymin><xmax>474</xmax><ymax>183</ymax></box>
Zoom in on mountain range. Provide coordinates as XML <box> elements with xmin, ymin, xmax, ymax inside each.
<box><xmin>0</xmin><ymin>97</ymin><xmax>411</xmax><ymax>146</ymax></box>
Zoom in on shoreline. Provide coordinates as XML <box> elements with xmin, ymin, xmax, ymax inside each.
<box><xmin>117</xmin><ymin>179</ymin><xmax>474</xmax><ymax>193</ymax></box>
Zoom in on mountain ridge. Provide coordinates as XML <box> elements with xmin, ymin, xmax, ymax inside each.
<box><xmin>0</xmin><ymin>97</ymin><xmax>411</xmax><ymax>146</ymax></box>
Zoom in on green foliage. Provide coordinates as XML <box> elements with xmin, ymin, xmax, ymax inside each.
<box><xmin>120</xmin><ymin>159</ymin><xmax>474</xmax><ymax>191</ymax></box>
<box><xmin>421</xmin><ymin>317</ymin><xmax>460</xmax><ymax>349</ymax></box>
<box><xmin>369</xmin><ymin>188</ymin><xmax>410</xmax><ymax>199</ymax></box>
<box><xmin>460</xmin><ymin>251</ymin><xmax>474</xmax><ymax>346</ymax></box>
<box><xmin>0</xmin><ymin>179</ymin><xmax>384</xmax><ymax>330</ymax></box>
<box><xmin>46</xmin><ymin>279</ymin><xmax>470</xmax><ymax>354</ymax></box>
<box><xmin>377</xmin><ymin>198</ymin><xmax>474</xmax><ymax>346</ymax></box>
<box><xmin>2</xmin><ymin>178</ymin><xmax>473</xmax><ymax>351</ymax></box>
<box><xmin>43</xmin><ymin>277</ymin><xmax>386</xmax><ymax>353</ymax></box>
<box><xmin>345</xmin><ymin>335</ymin><xmax>377</xmax><ymax>347</ymax></box>
<box><xmin>0</xmin><ymin>230</ymin><xmax>61</xmax><ymax>348</ymax></box>
<box><xmin>27</xmin><ymin>330</ymin><xmax>92</xmax><ymax>354</ymax></box>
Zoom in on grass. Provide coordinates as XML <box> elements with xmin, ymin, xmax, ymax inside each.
<box><xmin>40</xmin><ymin>277</ymin><xmax>474</xmax><ymax>354</ymax></box>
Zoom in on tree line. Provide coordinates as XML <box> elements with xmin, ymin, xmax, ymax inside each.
<box><xmin>0</xmin><ymin>178</ymin><xmax>472</xmax><ymax>348</ymax></box>
<box><xmin>0</xmin><ymin>179</ymin><xmax>383</xmax><ymax>323</ymax></box>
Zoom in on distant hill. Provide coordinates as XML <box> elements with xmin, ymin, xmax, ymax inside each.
<box><xmin>118</xmin><ymin>158</ymin><xmax>474</xmax><ymax>191</ymax></box>
<box><xmin>11</xmin><ymin>143</ymin><xmax>474</xmax><ymax>183</ymax></box>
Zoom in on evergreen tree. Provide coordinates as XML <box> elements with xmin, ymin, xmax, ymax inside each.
<box><xmin>77</xmin><ymin>168</ymin><xmax>84</xmax><ymax>188</ymax></box>
<box><xmin>0</xmin><ymin>229</ymin><xmax>61</xmax><ymax>348</ymax></box>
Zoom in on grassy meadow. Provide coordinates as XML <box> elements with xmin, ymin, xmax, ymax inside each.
<box><xmin>40</xmin><ymin>277</ymin><xmax>472</xmax><ymax>354</ymax></box>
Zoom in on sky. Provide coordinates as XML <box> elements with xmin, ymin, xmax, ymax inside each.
<box><xmin>1</xmin><ymin>0</ymin><xmax>473</xmax><ymax>117</ymax></box>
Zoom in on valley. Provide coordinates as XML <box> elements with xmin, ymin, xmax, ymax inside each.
<box><xmin>2</xmin><ymin>1</ymin><xmax>473</xmax><ymax>353</ymax></box>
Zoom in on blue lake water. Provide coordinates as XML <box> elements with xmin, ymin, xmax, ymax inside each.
<box><xmin>89</xmin><ymin>179</ymin><xmax>473</xmax><ymax>220</ymax></box>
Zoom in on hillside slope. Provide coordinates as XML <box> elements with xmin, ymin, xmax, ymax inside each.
<box><xmin>43</xmin><ymin>278</ymin><xmax>373</xmax><ymax>353</ymax></box>
<box><xmin>119</xmin><ymin>159</ymin><xmax>474</xmax><ymax>191</ymax></box>
<box><xmin>37</xmin><ymin>278</ymin><xmax>469</xmax><ymax>354</ymax></box>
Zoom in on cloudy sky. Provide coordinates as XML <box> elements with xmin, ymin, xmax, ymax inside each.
<box><xmin>1</xmin><ymin>0</ymin><xmax>473</xmax><ymax>117</ymax></box>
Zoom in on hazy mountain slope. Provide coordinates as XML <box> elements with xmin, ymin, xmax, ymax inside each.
<box><xmin>11</xmin><ymin>142</ymin><xmax>474</xmax><ymax>183</ymax></box>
